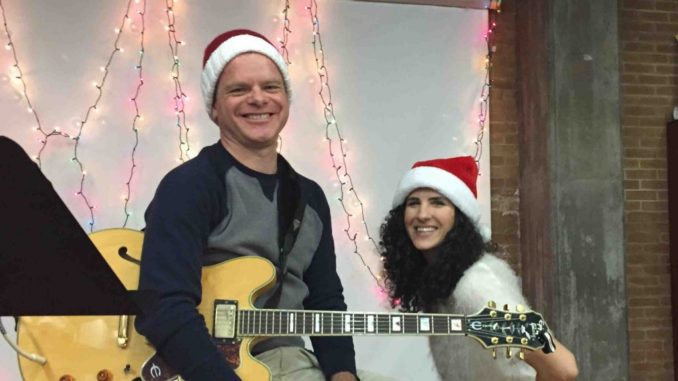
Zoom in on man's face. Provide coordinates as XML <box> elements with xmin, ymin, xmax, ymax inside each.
<box><xmin>211</xmin><ymin>52</ymin><xmax>289</xmax><ymax>151</ymax></box>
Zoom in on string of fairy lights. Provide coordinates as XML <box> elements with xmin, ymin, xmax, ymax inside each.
<box><xmin>122</xmin><ymin>0</ymin><xmax>148</xmax><ymax>228</ymax></box>
<box><xmin>165</xmin><ymin>0</ymin><xmax>191</xmax><ymax>163</ymax></box>
<box><xmin>0</xmin><ymin>0</ymin><xmax>498</xmax><ymax>292</ymax></box>
<box><xmin>474</xmin><ymin>10</ymin><xmax>498</xmax><ymax>168</ymax></box>
<box><xmin>1</xmin><ymin>0</ymin><xmax>145</xmax><ymax>232</ymax></box>
<box><xmin>306</xmin><ymin>0</ymin><xmax>385</xmax><ymax>290</ymax></box>
<box><xmin>72</xmin><ymin>0</ymin><xmax>143</xmax><ymax>232</ymax></box>
<box><xmin>0</xmin><ymin>0</ymin><xmax>64</xmax><ymax>166</ymax></box>
<box><xmin>276</xmin><ymin>0</ymin><xmax>293</xmax><ymax>154</ymax></box>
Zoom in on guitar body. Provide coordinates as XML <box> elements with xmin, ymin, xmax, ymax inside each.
<box><xmin>140</xmin><ymin>256</ymin><xmax>277</xmax><ymax>381</ymax></box>
<box><xmin>16</xmin><ymin>228</ymin><xmax>279</xmax><ymax>381</ymax></box>
<box><xmin>17</xmin><ymin>315</ymin><xmax>154</xmax><ymax>381</ymax></box>
<box><xmin>199</xmin><ymin>256</ymin><xmax>277</xmax><ymax>380</ymax></box>
<box><xmin>16</xmin><ymin>228</ymin><xmax>154</xmax><ymax>381</ymax></box>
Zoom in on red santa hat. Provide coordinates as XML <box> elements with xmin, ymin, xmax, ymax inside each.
<box><xmin>201</xmin><ymin>29</ymin><xmax>291</xmax><ymax>118</ymax></box>
<box><xmin>392</xmin><ymin>156</ymin><xmax>491</xmax><ymax>242</ymax></box>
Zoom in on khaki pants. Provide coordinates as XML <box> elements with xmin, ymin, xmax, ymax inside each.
<box><xmin>255</xmin><ymin>346</ymin><xmax>397</xmax><ymax>381</ymax></box>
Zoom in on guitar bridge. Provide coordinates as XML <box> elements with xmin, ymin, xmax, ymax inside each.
<box><xmin>213</xmin><ymin>300</ymin><xmax>238</xmax><ymax>342</ymax></box>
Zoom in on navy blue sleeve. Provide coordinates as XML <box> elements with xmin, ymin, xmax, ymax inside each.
<box><xmin>302</xmin><ymin>182</ymin><xmax>357</xmax><ymax>379</ymax></box>
<box><xmin>135</xmin><ymin>164</ymin><xmax>239</xmax><ymax>381</ymax></box>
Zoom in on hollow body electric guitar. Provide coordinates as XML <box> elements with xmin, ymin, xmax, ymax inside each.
<box><xmin>17</xmin><ymin>229</ymin><xmax>551</xmax><ymax>381</ymax></box>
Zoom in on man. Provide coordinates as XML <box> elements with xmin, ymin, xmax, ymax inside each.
<box><xmin>136</xmin><ymin>29</ymin><xmax>361</xmax><ymax>380</ymax></box>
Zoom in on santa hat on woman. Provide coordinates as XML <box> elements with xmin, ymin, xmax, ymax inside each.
<box><xmin>392</xmin><ymin>156</ymin><xmax>491</xmax><ymax>242</ymax></box>
<box><xmin>201</xmin><ymin>29</ymin><xmax>292</xmax><ymax>118</ymax></box>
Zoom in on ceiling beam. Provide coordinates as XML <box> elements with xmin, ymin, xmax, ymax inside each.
<box><xmin>352</xmin><ymin>0</ymin><xmax>500</xmax><ymax>10</ymax></box>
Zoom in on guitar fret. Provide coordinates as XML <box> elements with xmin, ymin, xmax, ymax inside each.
<box><xmin>404</xmin><ymin>315</ymin><xmax>417</xmax><ymax>334</ymax></box>
<box><xmin>305</xmin><ymin>311</ymin><xmax>312</xmax><ymax>334</ymax></box>
<box><xmin>391</xmin><ymin>315</ymin><xmax>401</xmax><ymax>333</ymax></box>
<box><xmin>269</xmin><ymin>310</ymin><xmax>273</xmax><ymax>334</ymax></box>
<box><xmin>274</xmin><ymin>311</ymin><xmax>279</xmax><ymax>334</ymax></box>
<box><xmin>281</xmin><ymin>311</ymin><xmax>286</xmax><ymax>335</ymax></box>
<box><xmin>288</xmin><ymin>312</ymin><xmax>295</xmax><ymax>334</ymax></box>
<box><xmin>351</xmin><ymin>313</ymin><xmax>360</xmax><ymax>334</ymax></box>
<box><xmin>343</xmin><ymin>313</ymin><xmax>351</xmax><ymax>333</ymax></box>
<box><xmin>268</xmin><ymin>311</ymin><xmax>272</xmax><ymax>335</ymax></box>
<box><xmin>419</xmin><ymin>315</ymin><xmax>431</xmax><ymax>333</ymax></box>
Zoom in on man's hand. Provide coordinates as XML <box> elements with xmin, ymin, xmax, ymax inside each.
<box><xmin>330</xmin><ymin>371</ymin><xmax>358</xmax><ymax>381</ymax></box>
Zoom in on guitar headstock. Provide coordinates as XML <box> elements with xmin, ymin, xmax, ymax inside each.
<box><xmin>465</xmin><ymin>301</ymin><xmax>550</xmax><ymax>358</ymax></box>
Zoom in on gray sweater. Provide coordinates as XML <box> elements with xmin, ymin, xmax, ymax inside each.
<box><xmin>136</xmin><ymin>142</ymin><xmax>356</xmax><ymax>380</ymax></box>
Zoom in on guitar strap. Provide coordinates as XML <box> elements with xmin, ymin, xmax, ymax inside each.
<box><xmin>264</xmin><ymin>158</ymin><xmax>306</xmax><ymax>309</ymax></box>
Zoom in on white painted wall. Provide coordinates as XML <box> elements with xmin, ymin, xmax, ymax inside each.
<box><xmin>0</xmin><ymin>1</ymin><xmax>489</xmax><ymax>380</ymax></box>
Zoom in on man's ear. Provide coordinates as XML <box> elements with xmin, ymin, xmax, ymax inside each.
<box><xmin>210</xmin><ymin>106</ymin><xmax>218</xmax><ymax>122</ymax></box>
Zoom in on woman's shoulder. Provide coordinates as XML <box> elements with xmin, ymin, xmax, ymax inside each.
<box><xmin>448</xmin><ymin>253</ymin><xmax>529</xmax><ymax>313</ymax></box>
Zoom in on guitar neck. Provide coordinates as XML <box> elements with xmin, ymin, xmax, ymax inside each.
<box><xmin>235</xmin><ymin>309</ymin><xmax>466</xmax><ymax>337</ymax></box>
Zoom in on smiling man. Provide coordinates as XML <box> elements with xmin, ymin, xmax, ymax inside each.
<box><xmin>134</xmin><ymin>30</ymin><xmax>387</xmax><ymax>381</ymax></box>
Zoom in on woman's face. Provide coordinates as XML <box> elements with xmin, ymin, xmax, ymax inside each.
<box><xmin>403</xmin><ymin>188</ymin><xmax>456</xmax><ymax>261</ymax></box>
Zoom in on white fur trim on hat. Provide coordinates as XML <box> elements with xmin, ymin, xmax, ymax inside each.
<box><xmin>201</xmin><ymin>34</ymin><xmax>291</xmax><ymax>118</ymax></box>
<box><xmin>392</xmin><ymin>166</ymin><xmax>491</xmax><ymax>241</ymax></box>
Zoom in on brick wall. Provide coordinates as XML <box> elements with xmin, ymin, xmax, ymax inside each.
<box><xmin>621</xmin><ymin>0</ymin><xmax>675</xmax><ymax>379</ymax></box>
<box><xmin>490</xmin><ymin>1</ymin><xmax>521</xmax><ymax>270</ymax></box>
<box><xmin>490</xmin><ymin>1</ymin><xmax>675</xmax><ymax>379</ymax></box>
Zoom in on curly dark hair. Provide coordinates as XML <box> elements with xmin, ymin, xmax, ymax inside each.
<box><xmin>379</xmin><ymin>204</ymin><xmax>494</xmax><ymax>312</ymax></box>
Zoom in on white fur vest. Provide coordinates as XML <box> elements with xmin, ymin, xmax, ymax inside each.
<box><xmin>429</xmin><ymin>254</ymin><xmax>537</xmax><ymax>380</ymax></box>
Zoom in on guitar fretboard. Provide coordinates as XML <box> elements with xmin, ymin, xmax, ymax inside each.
<box><xmin>236</xmin><ymin>310</ymin><xmax>465</xmax><ymax>337</ymax></box>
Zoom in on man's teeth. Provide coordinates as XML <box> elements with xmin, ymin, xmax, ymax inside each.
<box><xmin>416</xmin><ymin>227</ymin><xmax>436</xmax><ymax>232</ymax></box>
<box><xmin>245</xmin><ymin>113</ymin><xmax>271</xmax><ymax>120</ymax></box>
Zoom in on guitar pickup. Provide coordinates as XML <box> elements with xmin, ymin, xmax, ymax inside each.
<box><xmin>213</xmin><ymin>300</ymin><xmax>238</xmax><ymax>341</ymax></box>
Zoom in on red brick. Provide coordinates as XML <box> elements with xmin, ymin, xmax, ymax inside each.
<box><xmin>656</xmin><ymin>1</ymin><xmax>678</xmax><ymax>11</ymax></box>
<box><xmin>623</xmin><ymin>0</ymin><xmax>657</xmax><ymax>10</ymax></box>
<box><xmin>638</xmin><ymin>11</ymin><xmax>671</xmax><ymax>22</ymax></box>
<box><xmin>624</xmin><ymin>85</ymin><xmax>658</xmax><ymax>95</ymax></box>
<box><xmin>654</xmin><ymin>64</ymin><xmax>678</xmax><ymax>74</ymax></box>
<box><xmin>626</xmin><ymin>169</ymin><xmax>659</xmax><ymax>179</ymax></box>
<box><xmin>640</xmin><ymin>179</ymin><xmax>668</xmax><ymax>189</ymax></box>
<box><xmin>641</xmin><ymin>200</ymin><xmax>669</xmax><ymax>211</ymax></box>
<box><xmin>626</xmin><ymin>147</ymin><xmax>663</xmax><ymax>158</ymax></box>
<box><xmin>626</xmin><ymin>190</ymin><xmax>658</xmax><ymax>200</ymax></box>
<box><xmin>624</xmin><ymin>41</ymin><xmax>658</xmax><ymax>52</ymax></box>
<box><xmin>626</xmin><ymin>179</ymin><xmax>642</xmax><ymax>190</ymax></box>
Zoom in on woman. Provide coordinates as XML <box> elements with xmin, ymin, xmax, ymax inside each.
<box><xmin>380</xmin><ymin>156</ymin><xmax>578</xmax><ymax>381</ymax></box>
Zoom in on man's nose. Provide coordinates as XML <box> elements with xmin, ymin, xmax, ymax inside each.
<box><xmin>248</xmin><ymin>87</ymin><xmax>267</xmax><ymax>105</ymax></box>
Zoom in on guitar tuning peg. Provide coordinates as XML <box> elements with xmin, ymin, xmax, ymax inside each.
<box><xmin>503</xmin><ymin>304</ymin><xmax>509</xmax><ymax>311</ymax></box>
<box><xmin>506</xmin><ymin>347</ymin><xmax>513</xmax><ymax>359</ymax></box>
<box><xmin>492</xmin><ymin>349</ymin><xmax>497</xmax><ymax>359</ymax></box>
<box><xmin>519</xmin><ymin>349</ymin><xmax>526</xmax><ymax>360</ymax></box>
<box><xmin>488</xmin><ymin>300</ymin><xmax>497</xmax><ymax>308</ymax></box>
<box><xmin>516</xmin><ymin>304</ymin><xmax>525</xmax><ymax>313</ymax></box>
